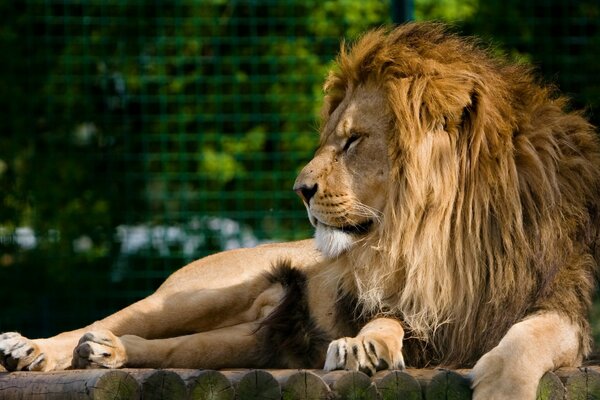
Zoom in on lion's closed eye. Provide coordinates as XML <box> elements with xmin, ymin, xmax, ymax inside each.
<box><xmin>343</xmin><ymin>134</ymin><xmax>362</xmax><ymax>152</ymax></box>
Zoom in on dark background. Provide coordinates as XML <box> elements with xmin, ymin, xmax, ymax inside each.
<box><xmin>1</xmin><ymin>0</ymin><xmax>598</xmax><ymax>341</ymax></box>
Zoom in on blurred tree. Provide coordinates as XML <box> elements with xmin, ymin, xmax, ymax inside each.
<box><xmin>0</xmin><ymin>0</ymin><xmax>389</xmax><ymax>336</ymax></box>
<box><xmin>415</xmin><ymin>0</ymin><xmax>477</xmax><ymax>21</ymax></box>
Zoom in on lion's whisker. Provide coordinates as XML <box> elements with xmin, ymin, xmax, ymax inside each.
<box><xmin>351</xmin><ymin>202</ymin><xmax>383</xmax><ymax>223</ymax></box>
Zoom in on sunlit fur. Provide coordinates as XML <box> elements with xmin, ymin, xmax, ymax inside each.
<box><xmin>319</xmin><ymin>23</ymin><xmax>600</xmax><ymax>367</ymax></box>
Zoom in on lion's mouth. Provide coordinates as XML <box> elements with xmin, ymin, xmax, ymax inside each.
<box><xmin>308</xmin><ymin>212</ymin><xmax>373</xmax><ymax>235</ymax></box>
<box><xmin>337</xmin><ymin>220</ymin><xmax>374</xmax><ymax>234</ymax></box>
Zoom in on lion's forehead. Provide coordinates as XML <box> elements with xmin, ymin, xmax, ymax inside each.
<box><xmin>321</xmin><ymin>83</ymin><xmax>391</xmax><ymax>144</ymax></box>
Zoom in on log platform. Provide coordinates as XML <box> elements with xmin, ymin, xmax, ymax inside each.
<box><xmin>0</xmin><ymin>367</ymin><xmax>598</xmax><ymax>399</ymax></box>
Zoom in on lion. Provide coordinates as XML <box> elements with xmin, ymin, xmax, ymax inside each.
<box><xmin>1</xmin><ymin>22</ymin><xmax>599</xmax><ymax>400</ymax></box>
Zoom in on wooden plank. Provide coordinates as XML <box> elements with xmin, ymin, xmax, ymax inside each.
<box><xmin>0</xmin><ymin>369</ymin><xmax>140</xmax><ymax>400</ymax></box>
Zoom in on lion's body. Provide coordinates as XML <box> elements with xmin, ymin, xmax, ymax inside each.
<box><xmin>310</xmin><ymin>23</ymin><xmax>600</xmax><ymax>368</ymax></box>
<box><xmin>2</xmin><ymin>22</ymin><xmax>599</xmax><ymax>399</ymax></box>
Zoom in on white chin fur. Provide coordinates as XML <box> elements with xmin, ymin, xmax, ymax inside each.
<box><xmin>315</xmin><ymin>224</ymin><xmax>354</xmax><ymax>258</ymax></box>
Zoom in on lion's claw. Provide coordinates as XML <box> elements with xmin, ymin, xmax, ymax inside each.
<box><xmin>324</xmin><ymin>336</ymin><xmax>404</xmax><ymax>376</ymax></box>
<box><xmin>0</xmin><ymin>332</ymin><xmax>48</xmax><ymax>371</ymax></box>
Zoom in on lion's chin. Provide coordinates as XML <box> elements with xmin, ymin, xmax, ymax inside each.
<box><xmin>314</xmin><ymin>223</ymin><xmax>355</xmax><ymax>258</ymax></box>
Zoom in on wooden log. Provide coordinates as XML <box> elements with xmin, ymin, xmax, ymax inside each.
<box><xmin>0</xmin><ymin>369</ymin><xmax>140</xmax><ymax>400</ymax></box>
<box><xmin>421</xmin><ymin>369</ymin><xmax>472</xmax><ymax>400</ymax></box>
<box><xmin>127</xmin><ymin>369</ymin><xmax>187</xmax><ymax>400</ymax></box>
<box><xmin>409</xmin><ymin>368</ymin><xmax>439</xmax><ymax>390</ymax></box>
<box><xmin>374</xmin><ymin>370</ymin><xmax>421</xmax><ymax>400</ymax></box>
<box><xmin>2</xmin><ymin>367</ymin><xmax>596</xmax><ymax>399</ymax></box>
<box><xmin>586</xmin><ymin>366</ymin><xmax>600</xmax><ymax>398</ymax></box>
<box><xmin>557</xmin><ymin>366</ymin><xmax>600</xmax><ymax>400</ymax></box>
<box><xmin>535</xmin><ymin>371</ymin><xmax>565</xmax><ymax>400</ymax></box>
<box><xmin>322</xmin><ymin>370</ymin><xmax>378</xmax><ymax>399</ymax></box>
<box><xmin>272</xmin><ymin>370</ymin><xmax>330</xmax><ymax>400</ymax></box>
<box><xmin>221</xmin><ymin>369</ymin><xmax>281</xmax><ymax>400</ymax></box>
<box><xmin>173</xmin><ymin>369</ymin><xmax>235</xmax><ymax>400</ymax></box>
<box><xmin>174</xmin><ymin>369</ymin><xmax>235</xmax><ymax>400</ymax></box>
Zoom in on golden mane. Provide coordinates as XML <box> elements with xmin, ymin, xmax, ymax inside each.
<box><xmin>321</xmin><ymin>23</ymin><xmax>600</xmax><ymax>367</ymax></box>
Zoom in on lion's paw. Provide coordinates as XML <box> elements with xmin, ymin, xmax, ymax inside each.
<box><xmin>72</xmin><ymin>330</ymin><xmax>126</xmax><ymax>369</ymax></box>
<box><xmin>324</xmin><ymin>336</ymin><xmax>404</xmax><ymax>376</ymax></box>
<box><xmin>470</xmin><ymin>349</ymin><xmax>538</xmax><ymax>400</ymax></box>
<box><xmin>0</xmin><ymin>332</ymin><xmax>49</xmax><ymax>371</ymax></box>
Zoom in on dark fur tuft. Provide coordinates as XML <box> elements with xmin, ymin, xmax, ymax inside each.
<box><xmin>256</xmin><ymin>259</ymin><xmax>331</xmax><ymax>368</ymax></box>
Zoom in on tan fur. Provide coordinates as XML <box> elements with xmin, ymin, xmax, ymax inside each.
<box><xmin>470</xmin><ymin>312</ymin><xmax>582</xmax><ymax>399</ymax></box>
<box><xmin>0</xmin><ymin>240</ymin><xmax>322</xmax><ymax>371</ymax></box>
<box><xmin>1</xmin><ymin>23</ymin><xmax>599</xmax><ymax>399</ymax></box>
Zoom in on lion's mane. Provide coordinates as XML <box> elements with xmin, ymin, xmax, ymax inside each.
<box><xmin>321</xmin><ymin>23</ymin><xmax>600</xmax><ymax>367</ymax></box>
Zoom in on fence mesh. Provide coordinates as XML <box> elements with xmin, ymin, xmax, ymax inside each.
<box><xmin>0</xmin><ymin>0</ymin><xmax>598</xmax><ymax>338</ymax></box>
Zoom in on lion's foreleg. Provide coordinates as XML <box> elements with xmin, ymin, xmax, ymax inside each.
<box><xmin>323</xmin><ymin>317</ymin><xmax>405</xmax><ymax>376</ymax></box>
<box><xmin>98</xmin><ymin>276</ymin><xmax>282</xmax><ymax>339</ymax></box>
<box><xmin>470</xmin><ymin>311</ymin><xmax>582</xmax><ymax>400</ymax></box>
<box><xmin>71</xmin><ymin>276</ymin><xmax>285</xmax><ymax>370</ymax></box>
<box><xmin>1</xmin><ymin>242</ymin><xmax>318</xmax><ymax>372</ymax></box>
<box><xmin>71</xmin><ymin>322</ymin><xmax>261</xmax><ymax>369</ymax></box>
<box><xmin>1</xmin><ymin>273</ymin><xmax>281</xmax><ymax>371</ymax></box>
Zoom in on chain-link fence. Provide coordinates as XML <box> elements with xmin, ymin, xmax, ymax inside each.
<box><xmin>1</xmin><ymin>0</ymin><xmax>598</xmax><ymax>338</ymax></box>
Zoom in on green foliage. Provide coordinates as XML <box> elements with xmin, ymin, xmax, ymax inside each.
<box><xmin>200</xmin><ymin>148</ymin><xmax>242</xmax><ymax>185</ymax></box>
<box><xmin>310</xmin><ymin>0</ymin><xmax>390</xmax><ymax>38</ymax></box>
<box><xmin>415</xmin><ymin>0</ymin><xmax>477</xmax><ymax>21</ymax></box>
<box><xmin>0</xmin><ymin>0</ymin><xmax>390</xmax><ymax>336</ymax></box>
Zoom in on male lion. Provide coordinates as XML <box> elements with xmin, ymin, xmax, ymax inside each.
<box><xmin>1</xmin><ymin>22</ymin><xmax>600</xmax><ymax>400</ymax></box>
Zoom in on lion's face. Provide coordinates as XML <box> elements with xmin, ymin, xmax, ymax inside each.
<box><xmin>294</xmin><ymin>83</ymin><xmax>392</xmax><ymax>258</ymax></box>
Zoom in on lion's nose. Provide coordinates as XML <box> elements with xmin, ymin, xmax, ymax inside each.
<box><xmin>293</xmin><ymin>183</ymin><xmax>318</xmax><ymax>204</ymax></box>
